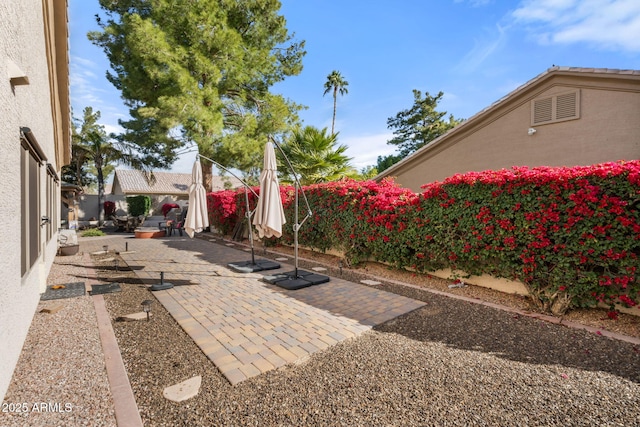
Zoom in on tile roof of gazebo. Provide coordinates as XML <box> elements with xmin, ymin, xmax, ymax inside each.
<box><xmin>111</xmin><ymin>169</ymin><xmax>241</xmax><ymax>196</ymax></box>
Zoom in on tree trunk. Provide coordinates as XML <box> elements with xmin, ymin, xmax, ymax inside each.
<box><xmin>200</xmin><ymin>157</ymin><xmax>213</xmax><ymax>192</ymax></box>
<box><xmin>97</xmin><ymin>161</ymin><xmax>105</xmax><ymax>225</ymax></box>
<box><xmin>332</xmin><ymin>87</ymin><xmax>337</xmax><ymax>135</ymax></box>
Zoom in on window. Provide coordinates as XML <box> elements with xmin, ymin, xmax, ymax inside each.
<box><xmin>20</xmin><ymin>128</ymin><xmax>46</xmax><ymax>277</ymax></box>
<box><xmin>46</xmin><ymin>164</ymin><xmax>59</xmax><ymax>242</ymax></box>
<box><xmin>531</xmin><ymin>90</ymin><xmax>580</xmax><ymax>126</ymax></box>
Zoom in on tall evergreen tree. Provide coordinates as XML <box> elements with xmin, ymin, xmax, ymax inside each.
<box><xmin>323</xmin><ymin>70</ymin><xmax>349</xmax><ymax>135</ymax></box>
<box><xmin>89</xmin><ymin>0</ymin><xmax>305</xmax><ymax>189</ymax></box>
<box><xmin>386</xmin><ymin>89</ymin><xmax>463</xmax><ymax>158</ymax></box>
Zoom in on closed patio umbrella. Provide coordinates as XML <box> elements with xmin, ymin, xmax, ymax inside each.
<box><xmin>260</xmin><ymin>137</ymin><xmax>329</xmax><ymax>290</ymax></box>
<box><xmin>184</xmin><ymin>159</ymin><xmax>209</xmax><ymax>238</ymax></box>
<box><xmin>252</xmin><ymin>141</ymin><xmax>286</xmax><ymax>238</ymax></box>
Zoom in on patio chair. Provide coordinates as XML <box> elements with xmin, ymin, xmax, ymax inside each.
<box><xmin>159</xmin><ymin>208</ymin><xmax>187</xmax><ymax>236</ymax></box>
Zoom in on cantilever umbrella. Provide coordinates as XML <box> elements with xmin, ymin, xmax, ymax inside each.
<box><xmin>252</xmin><ymin>140</ymin><xmax>286</xmax><ymax>238</ymax></box>
<box><xmin>259</xmin><ymin>138</ymin><xmax>329</xmax><ymax>290</ymax></box>
<box><xmin>184</xmin><ymin>159</ymin><xmax>209</xmax><ymax>238</ymax></box>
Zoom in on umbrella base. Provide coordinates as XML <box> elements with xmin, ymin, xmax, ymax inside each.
<box><xmin>228</xmin><ymin>259</ymin><xmax>281</xmax><ymax>273</ymax></box>
<box><xmin>263</xmin><ymin>270</ymin><xmax>330</xmax><ymax>290</ymax></box>
<box><xmin>150</xmin><ymin>282</ymin><xmax>174</xmax><ymax>291</ymax></box>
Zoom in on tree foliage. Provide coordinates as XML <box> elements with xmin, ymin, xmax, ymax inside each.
<box><xmin>89</xmin><ymin>0</ymin><xmax>306</xmax><ymax>189</ymax></box>
<box><xmin>375</xmin><ymin>153</ymin><xmax>403</xmax><ymax>174</ymax></box>
<box><xmin>277</xmin><ymin>126</ymin><xmax>357</xmax><ymax>185</ymax></box>
<box><xmin>323</xmin><ymin>70</ymin><xmax>349</xmax><ymax>135</ymax></box>
<box><xmin>383</xmin><ymin>89</ymin><xmax>463</xmax><ymax>168</ymax></box>
<box><xmin>67</xmin><ymin>107</ymin><xmax>145</xmax><ymax>223</ymax></box>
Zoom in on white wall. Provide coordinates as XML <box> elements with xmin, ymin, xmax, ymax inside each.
<box><xmin>0</xmin><ymin>0</ymin><xmax>61</xmax><ymax>401</ymax></box>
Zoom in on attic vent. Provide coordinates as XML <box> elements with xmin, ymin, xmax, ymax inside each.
<box><xmin>533</xmin><ymin>97</ymin><xmax>552</xmax><ymax>124</ymax></box>
<box><xmin>531</xmin><ymin>89</ymin><xmax>580</xmax><ymax>126</ymax></box>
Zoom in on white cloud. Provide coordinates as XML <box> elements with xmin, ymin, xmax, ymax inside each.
<box><xmin>512</xmin><ymin>0</ymin><xmax>640</xmax><ymax>52</ymax></box>
<box><xmin>455</xmin><ymin>24</ymin><xmax>508</xmax><ymax>73</ymax></box>
<box><xmin>342</xmin><ymin>132</ymin><xmax>395</xmax><ymax>169</ymax></box>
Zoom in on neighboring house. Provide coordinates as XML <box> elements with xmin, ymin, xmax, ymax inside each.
<box><xmin>0</xmin><ymin>0</ymin><xmax>71</xmax><ymax>401</ymax></box>
<box><xmin>84</xmin><ymin>168</ymin><xmax>243</xmax><ymax>218</ymax></box>
<box><xmin>112</xmin><ymin>169</ymin><xmax>193</xmax><ymax>198</ymax></box>
<box><xmin>376</xmin><ymin>66</ymin><xmax>640</xmax><ymax>192</ymax></box>
<box><xmin>111</xmin><ymin>169</ymin><xmax>243</xmax><ymax>197</ymax></box>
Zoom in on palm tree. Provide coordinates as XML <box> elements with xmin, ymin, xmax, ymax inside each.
<box><xmin>278</xmin><ymin>126</ymin><xmax>357</xmax><ymax>185</ymax></box>
<box><xmin>70</xmin><ymin>107</ymin><xmax>146</xmax><ymax>224</ymax></box>
<box><xmin>323</xmin><ymin>70</ymin><xmax>349</xmax><ymax>135</ymax></box>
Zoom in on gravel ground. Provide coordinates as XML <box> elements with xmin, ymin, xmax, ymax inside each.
<box><xmin>1</xmin><ymin>253</ymin><xmax>116</xmax><ymax>427</ymax></box>
<box><xmin>101</xmin><ymin>238</ymin><xmax>639</xmax><ymax>427</ymax></box>
<box><xmin>3</xmin><ymin>235</ymin><xmax>640</xmax><ymax>426</ymax></box>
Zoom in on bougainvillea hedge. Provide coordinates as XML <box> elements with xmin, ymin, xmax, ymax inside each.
<box><xmin>207</xmin><ymin>160</ymin><xmax>640</xmax><ymax>315</ymax></box>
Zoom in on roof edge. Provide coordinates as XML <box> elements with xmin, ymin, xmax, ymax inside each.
<box><xmin>375</xmin><ymin>66</ymin><xmax>640</xmax><ymax>181</ymax></box>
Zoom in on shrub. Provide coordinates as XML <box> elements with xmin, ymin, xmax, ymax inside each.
<box><xmin>126</xmin><ymin>195</ymin><xmax>151</xmax><ymax>217</ymax></box>
<box><xmin>162</xmin><ymin>203</ymin><xmax>180</xmax><ymax>217</ymax></box>
<box><xmin>206</xmin><ymin>161</ymin><xmax>640</xmax><ymax>315</ymax></box>
<box><xmin>206</xmin><ymin>189</ymin><xmax>245</xmax><ymax>235</ymax></box>
<box><xmin>81</xmin><ymin>229</ymin><xmax>105</xmax><ymax>237</ymax></box>
<box><xmin>104</xmin><ymin>201</ymin><xmax>116</xmax><ymax>217</ymax></box>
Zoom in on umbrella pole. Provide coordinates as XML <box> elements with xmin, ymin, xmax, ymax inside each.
<box><xmin>294</xmin><ymin>181</ymin><xmax>299</xmax><ymax>277</ymax></box>
<box><xmin>244</xmin><ymin>187</ymin><xmax>256</xmax><ymax>265</ymax></box>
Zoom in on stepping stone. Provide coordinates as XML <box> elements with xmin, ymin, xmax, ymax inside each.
<box><xmin>40</xmin><ymin>304</ymin><xmax>64</xmax><ymax>314</ymax></box>
<box><xmin>311</xmin><ymin>266</ymin><xmax>327</xmax><ymax>272</ymax></box>
<box><xmin>117</xmin><ymin>312</ymin><xmax>152</xmax><ymax>322</ymax></box>
<box><xmin>360</xmin><ymin>279</ymin><xmax>381</xmax><ymax>286</ymax></box>
<box><xmin>163</xmin><ymin>375</ymin><xmax>202</xmax><ymax>402</ymax></box>
<box><xmin>275</xmin><ymin>257</ymin><xmax>288</xmax><ymax>261</ymax></box>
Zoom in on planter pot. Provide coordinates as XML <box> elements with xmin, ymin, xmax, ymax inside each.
<box><xmin>58</xmin><ymin>244</ymin><xmax>80</xmax><ymax>256</ymax></box>
<box><xmin>135</xmin><ymin>228</ymin><xmax>166</xmax><ymax>239</ymax></box>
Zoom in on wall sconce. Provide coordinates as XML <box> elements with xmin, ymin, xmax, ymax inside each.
<box><xmin>141</xmin><ymin>300</ymin><xmax>153</xmax><ymax>321</ymax></box>
<box><xmin>8</xmin><ymin>59</ymin><xmax>29</xmax><ymax>86</ymax></box>
<box><xmin>40</xmin><ymin>216</ymin><xmax>50</xmax><ymax>227</ymax></box>
<box><xmin>527</xmin><ymin>128</ymin><xmax>537</xmax><ymax>136</ymax></box>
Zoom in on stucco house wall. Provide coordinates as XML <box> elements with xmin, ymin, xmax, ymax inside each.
<box><xmin>378</xmin><ymin>67</ymin><xmax>640</xmax><ymax>192</ymax></box>
<box><xmin>0</xmin><ymin>0</ymin><xmax>70</xmax><ymax>401</ymax></box>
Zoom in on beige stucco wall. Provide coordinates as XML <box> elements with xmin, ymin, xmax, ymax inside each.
<box><xmin>0</xmin><ymin>0</ymin><xmax>67</xmax><ymax>401</ymax></box>
<box><xmin>389</xmin><ymin>82</ymin><xmax>640</xmax><ymax>192</ymax></box>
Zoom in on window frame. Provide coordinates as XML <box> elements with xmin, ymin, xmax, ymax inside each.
<box><xmin>20</xmin><ymin>128</ymin><xmax>47</xmax><ymax>277</ymax></box>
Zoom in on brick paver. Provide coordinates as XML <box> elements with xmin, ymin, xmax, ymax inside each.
<box><xmin>81</xmin><ymin>234</ymin><xmax>425</xmax><ymax>385</ymax></box>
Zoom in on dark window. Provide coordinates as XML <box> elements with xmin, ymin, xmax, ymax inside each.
<box><xmin>20</xmin><ymin>129</ymin><xmax>46</xmax><ymax>277</ymax></box>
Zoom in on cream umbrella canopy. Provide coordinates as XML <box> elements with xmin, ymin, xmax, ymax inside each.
<box><xmin>184</xmin><ymin>159</ymin><xmax>209</xmax><ymax>238</ymax></box>
<box><xmin>252</xmin><ymin>141</ymin><xmax>286</xmax><ymax>238</ymax></box>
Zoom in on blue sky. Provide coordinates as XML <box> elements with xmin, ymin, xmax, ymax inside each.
<box><xmin>69</xmin><ymin>0</ymin><xmax>640</xmax><ymax>175</ymax></box>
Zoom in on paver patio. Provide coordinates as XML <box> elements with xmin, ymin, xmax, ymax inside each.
<box><xmin>104</xmin><ymin>235</ymin><xmax>426</xmax><ymax>384</ymax></box>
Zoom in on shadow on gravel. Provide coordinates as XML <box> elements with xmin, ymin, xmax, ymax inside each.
<box><xmin>373</xmin><ymin>289</ymin><xmax>640</xmax><ymax>384</ymax></box>
<box><xmin>99</xmin><ymin>233</ymin><xmax>640</xmax><ymax>384</ymax></box>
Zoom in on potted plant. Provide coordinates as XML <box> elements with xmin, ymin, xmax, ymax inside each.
<box><xmin>58</xmin><ymin>229</ymin><xmax>79</xmax><ymax>256</ymax></box>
